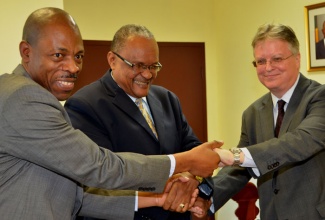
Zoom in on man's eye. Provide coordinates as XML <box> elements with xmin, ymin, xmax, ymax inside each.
<box><xmin>54</xmin><ymin>53</ymin><xmax>63</xmax><ymax>58</ymax></box>
<box><xmin>272</xmin><ymin>57</ymin><xmax>283</xmax><ymax>63</ymax></box>
<box><xmin>136</xmin><ymin>63</ymin><xmax>145</xmax><ymax>69</ymax></box>
<box><xmin>257</xmin><ymin>60</ymin><xmax>266</xmax><ymax>65</ymax></box>
<box><xmin>75</xmin><ymin>54</ymin><xmax>84</xmax><ymax>60</ymax></box>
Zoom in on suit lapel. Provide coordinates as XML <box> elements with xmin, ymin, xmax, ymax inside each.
<box><xmin>259</xmin><ymin>94</ymin><xmax>276</xmax><ymax>141</ymax></box>
<box><xmin>279</xmin><ymin>74</ymin><xmax>309</xmax><ymax>137</ymax></box>
<box><xmin>147</xmin><ymin>93</ymin><xmax>164</xmax><ymax>142</ymax></box>
<box><xmin>105</xmin><ymin>71</ymin><xmax>159</xmax><ymax>141</ymax></box>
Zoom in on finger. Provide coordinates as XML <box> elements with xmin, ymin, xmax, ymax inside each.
<box><xmin>213</xmin><ymin>140</ymin><xmax>224</xmax><ymax>148</ymax></box>
<box><xmin>176</xmin><ymin>202</ymin><xmax>187</xmax><ymax>213</ymax></box>
<box><xmin>178</xmin><ymin>176</ymin><xmax>190</xmax><ymax>183</ymax></box>
<box><xmin>189</xmin><ymin>206</ymin><xmax>204</xmax><ymax>216</ymax></box>
<box><xmin>163</xmin><ymin>181</ymin><xmax>182</xmax><ymax>210</ymax></box>
<box><xmin>188</xmin><ymin>188</ymin><xmax>199</xmax><ymax>208</ymax></box>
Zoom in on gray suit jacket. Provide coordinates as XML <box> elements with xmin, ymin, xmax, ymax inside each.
<box><xmin>0</xmin><ymin>65</ymin><xmax>170</xmax><ymax>220</ymax></box>
<box><xmin>212</xmin><ymin>74</ymin><xmax>325</xmax><ymax>219</ymax></box>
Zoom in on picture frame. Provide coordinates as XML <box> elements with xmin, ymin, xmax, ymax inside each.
<box><xmin>304</xmin><ymin>2</ymin><xmax>325</xmax><ymax>71</ymax></box>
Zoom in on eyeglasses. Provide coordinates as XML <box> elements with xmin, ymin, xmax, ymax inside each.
<box><xmin>252</xmin><ymin>54</ymin><xmax>294</xmax><ymax>67</ymax></box>
<box><xmin>113</xmin><ymin>52</ymin><xmax>162</xmax><ymax>74</ymax></box>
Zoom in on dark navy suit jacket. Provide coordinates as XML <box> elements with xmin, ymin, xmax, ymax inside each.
<box><xmin>316</xmin><ymin>39</ymin><xmax>325</xmax><ymax>59</ymax></box>
<box><xmin>65</xmin><ymin>69</ymin><xmax>202</xmax><ymax>220</ymax></box>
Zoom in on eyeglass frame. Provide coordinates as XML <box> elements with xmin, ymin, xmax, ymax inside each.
<box><xmin>112</xmin><ymin>51</ymin><xmax>162</xmax><ymax>74</ymax></box>
<box><xmin>252</xmin><ymin>54</ymin><xmax>294</xmax><ymax>68</ymax></box>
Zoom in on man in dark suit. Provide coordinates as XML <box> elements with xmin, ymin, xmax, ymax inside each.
<box><xmin>316</xmin><ymin>21</ymin><xmax>325</xmax><ymax>59</ymax></box>
<box><xmin>196</xmin><ymin>23</ymin><xmax>325</xmax><ymax>219</ymax></box>
<box><xmin>0</xmin><ymin>8</ymin><xmax>222</xmax><ymax>220</ymax></box>
<box><xmin>65</xmin><ymin>24</ymin><xmax>211</xmax><ymax>220</ymax></box>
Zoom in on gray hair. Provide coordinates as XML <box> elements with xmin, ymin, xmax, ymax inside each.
<box><xmin>111</xmin><ymin>24</ymin><xmax>155</xmax><ymax>52</ymax></box>
<box><xmin>251</xmin><ymin>23</ymin><xmax>300</xmax><ymax>55</ymax></box>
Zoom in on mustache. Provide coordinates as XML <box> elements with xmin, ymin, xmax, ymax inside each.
<box><xmin>60</xmin><ymin>73</ymin><xmax>78</xmax><ymax>79</ymax></box>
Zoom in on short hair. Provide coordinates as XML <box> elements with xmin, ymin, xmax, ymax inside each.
<box><xmin>251</xmin><ymin>23</ymin><xmax>300</xmax><ymax>55</ymax></box>
<box><xmin>22</xmin><ymin>7</ymin><xmax>80</xmax><ymax>46</ymax></box>
<box><xmin>111</xmin><ymin>24</ymin><xmax>155</xmax><ymax>52</ymax></box>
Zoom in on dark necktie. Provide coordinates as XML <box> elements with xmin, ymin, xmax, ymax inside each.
<box><xmin>274</xmin><ymin>100</ymin><xmax>286</xmax><ymax>138</ymax></box>
<box><xmin>272</xmin><ymin>99</ymin><xmax>286</xmax><ymax>194</ymax></box>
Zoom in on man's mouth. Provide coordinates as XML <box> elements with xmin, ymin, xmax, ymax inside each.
<box><xmin>134</xmin><ymin>80</ymin><xmax>149</xmax><ymax>86</ymax></box>
<box><xmin>57</xmin><ymin>80</ymin><xmax>75</xmax><ymax>91</ymax></box>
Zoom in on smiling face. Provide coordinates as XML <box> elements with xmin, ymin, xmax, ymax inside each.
<box><xmin>254</xmin><ymin>38</ymin><xmax>300</xmax><ymax>98</ymax></box>
<box><xmin>108</xmin><ymin>36</ymin><xmax>159</xmax><ymax>98</ymax></box>
<box><xmin>20</xmin><ymin>17</ymin><xmax>84</xmax><ymax>101</ymax></box>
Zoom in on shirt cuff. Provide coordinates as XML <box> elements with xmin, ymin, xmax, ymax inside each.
<box><xmin>167</xmin><ymin>155</ymin><xmax>176</xmax><ymax>177</ymax></box>
<box><xmin>240</xmin><ymin>147</ymin><xmax>260</xmax><ymax>177</ymax></box>
<box><xmin>135</xmin><ymin>191</ymin><xmax>138</xmax><ymax>211</ymax></box>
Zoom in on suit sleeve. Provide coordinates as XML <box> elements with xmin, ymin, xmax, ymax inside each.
<box><xmin>2</xmin><ymin>84</ymin><xmax>170</xmax><ymax>192</ymax></box>
<box><xmin>79</xmin><ymin>188</ymin><xmax>135</xmax><ymax>219</ymax></box>
<box><xmin>248</xmin><ymin>85</ymin><xmax>325</xmax><ymax>176</ymax></box>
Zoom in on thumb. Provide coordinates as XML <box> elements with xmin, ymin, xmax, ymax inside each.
<box><xmin>177</xmin><ymin>176</ymin><xmax>190</xmax><ymax>183</ymax></box>
<box><xmin>213</xmin><ymin>140</ymin><xmax>224</xmax><ymax>149</ymax></box>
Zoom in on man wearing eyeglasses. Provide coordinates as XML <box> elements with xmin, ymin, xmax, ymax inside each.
<box><xmin>202</xmin><ymin>23</ymin><xmax>325</xmax><ymax>219</ymax></box>
<box><xmin>65</xmin><ymin>24</ymin><xmax>211</xmax><ymax>220</ymax></box>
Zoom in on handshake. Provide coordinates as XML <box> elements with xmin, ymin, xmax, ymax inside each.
<box><xmin>139</xmin><ymin>140</ymin><xmax>237</xmax><ymax>219</ymax></box>
<box><xmin>173</xmin><ymin>140</ymin><xmax>235</xmax><ymax>177</ymax></box>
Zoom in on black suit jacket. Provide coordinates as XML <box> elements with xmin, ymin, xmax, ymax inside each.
<box><xmin>65</xmin><ymin>70</ymin><xmax>202</xmax><ymax>220</ymax></box>
<box><xmin>316</xmin><ymin>39</ymin><xmax>325</xmax><ymax>59</ymax></box>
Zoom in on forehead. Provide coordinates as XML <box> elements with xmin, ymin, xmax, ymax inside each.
<box><xmin>38</xmin><ymin>23</ymin><xmax>84</xmax><ymax>51</ymax></box>
<box><xmin>120</xmin><ymin>36</ymin><xmax>159</xmax><ymax>61</ymax></box>
<box><xmin>254</xmin><ymin>39</ymin><xmax>290</xmax><ymax>55</ymax></box>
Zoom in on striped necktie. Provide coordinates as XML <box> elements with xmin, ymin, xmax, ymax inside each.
<box><xmin>135</xmin><ymin>98</ymin><xmax>158</xmax><ymax>139</ymax></box>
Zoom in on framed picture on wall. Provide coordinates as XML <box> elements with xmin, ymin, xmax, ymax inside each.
<box><xmin>305</xmin><ymin>2</ymin><xmax>325</xmax><ymax>71</ymax></box>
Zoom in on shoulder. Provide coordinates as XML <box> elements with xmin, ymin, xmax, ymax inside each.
<box><xmin>0</xmin><ymin>73</ymin><xmax>56</xmax><ymax>104</ymax></box>
<box><xmin>150</xmin><ymin>85</ymin><xmax>178</xmax><ymax>99</ymax></box>
<box><xmin>245</xmin><ymin>93</ymin><xmax>270</xmax><ymax>111</ymax></box>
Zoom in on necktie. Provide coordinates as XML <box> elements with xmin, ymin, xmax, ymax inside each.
<box><xmin>274</xmin><ymin>99</ymin><xmax>286</xmax><ymax>138</ymax></box>
<box><xmin>272</xmin><ymin>99</ymin><xmax>286</xmax><ymax>194</ymax></box>
<box><xmin>135</xmin><ymin>98</ymin><xmax>158</xmax><ymax>139</ymax></box>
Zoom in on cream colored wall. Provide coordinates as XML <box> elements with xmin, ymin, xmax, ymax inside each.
<box><xmin>64</xmin><ymin>0</ymin><xmax>325</xmax><ymax>148</ymax></box>
<box><xmin>1</xmin><ymin>0</ymin><xmax>325</xmax><ymax>219</ymax></box>
<box><xmin>64</xmin><ymin>0</ymin><xmax>325</xmax><ymax>219</ymax></box>
<box><xmin>0</xmin><ymin>0</ymin><xmax>63</xmax><ymax>75</ymax></box>
<box><xmin>63</xmin><ymin>0</ymin><xmax>220</xmax><ymax>141</ymax></box>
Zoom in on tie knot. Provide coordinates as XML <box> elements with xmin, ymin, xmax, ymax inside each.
<box><xmin>135</xmin><ymin>98</ymin><xmax>142</xmax><ymax>106</ymax></box>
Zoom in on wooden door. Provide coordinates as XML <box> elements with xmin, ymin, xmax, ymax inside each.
<box><xmin>73</xmin><ymin>40</ymin><xmax>207</xmax><ymax>142</ymax></box>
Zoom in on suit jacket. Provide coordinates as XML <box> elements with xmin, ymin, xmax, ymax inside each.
<box><xmin>0</xmin><ymin>65</ymin><xmax>171</xmax><ymax>220</ymax></box>
<box><xmin>316</xmin><ymin>39</ymin><xmax>325</xmax><ymax>59</ymax></box>
<box><xmin>212</xmin><ymin>74</ymin><xmax>325</xmax><ymax>219</ymax></box>
<box><xmin>65</xmin><ymin>70</ymin><xmax>202</xmax><ymax>220</ymax></box>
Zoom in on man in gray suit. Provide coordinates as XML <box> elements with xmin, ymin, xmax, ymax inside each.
<box><xmin>0</xmin><ymin>7</ymin><xmax>221</xmax><ymax>220</ymax></box>
<box><xmin>197</xmin><ymin>23</ymin><xmax>325</xmax><ymax>219</ymax></box>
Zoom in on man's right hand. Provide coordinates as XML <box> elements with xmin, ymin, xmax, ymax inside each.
<box><xmin>173</xmin><ymin>140</ymin><xmax>223</xmax><ymax>177</ymax></box>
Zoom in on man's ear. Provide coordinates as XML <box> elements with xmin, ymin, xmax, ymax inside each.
<box><xmin>19</xmin><ymin>41</ymin><xmax>31</xmax><ymax>63</ymax></box>
<box><xmin>107</xmin><ymin>51</ymin><xmax>116</xmax><ymax>69</ymax></box>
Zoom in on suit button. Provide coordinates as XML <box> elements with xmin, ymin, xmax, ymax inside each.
<box><xmin>274</xmin><ymin>189</ymin><xmax>279</xmax><ymax>194</ymax></box>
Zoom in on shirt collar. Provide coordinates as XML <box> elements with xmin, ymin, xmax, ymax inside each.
<box><xmin>111</xmin><ymin>70</ymin><xmax>148</xmax><ymax>104</ymax></box>
<box><xmin>271</xmin><ymin>73</ymin><xmax>300</xmax><ymax>108</ymax></box>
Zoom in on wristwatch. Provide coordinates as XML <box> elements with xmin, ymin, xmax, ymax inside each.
<box><xmin>195</xmin><ymin>176</ymin><xmax>213</xmax><ymax>200</ymax></box>
<box><xmin>230</xmin><ymin>147</ymin><xmax>242</xmax><ymax>166</ymax></box>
